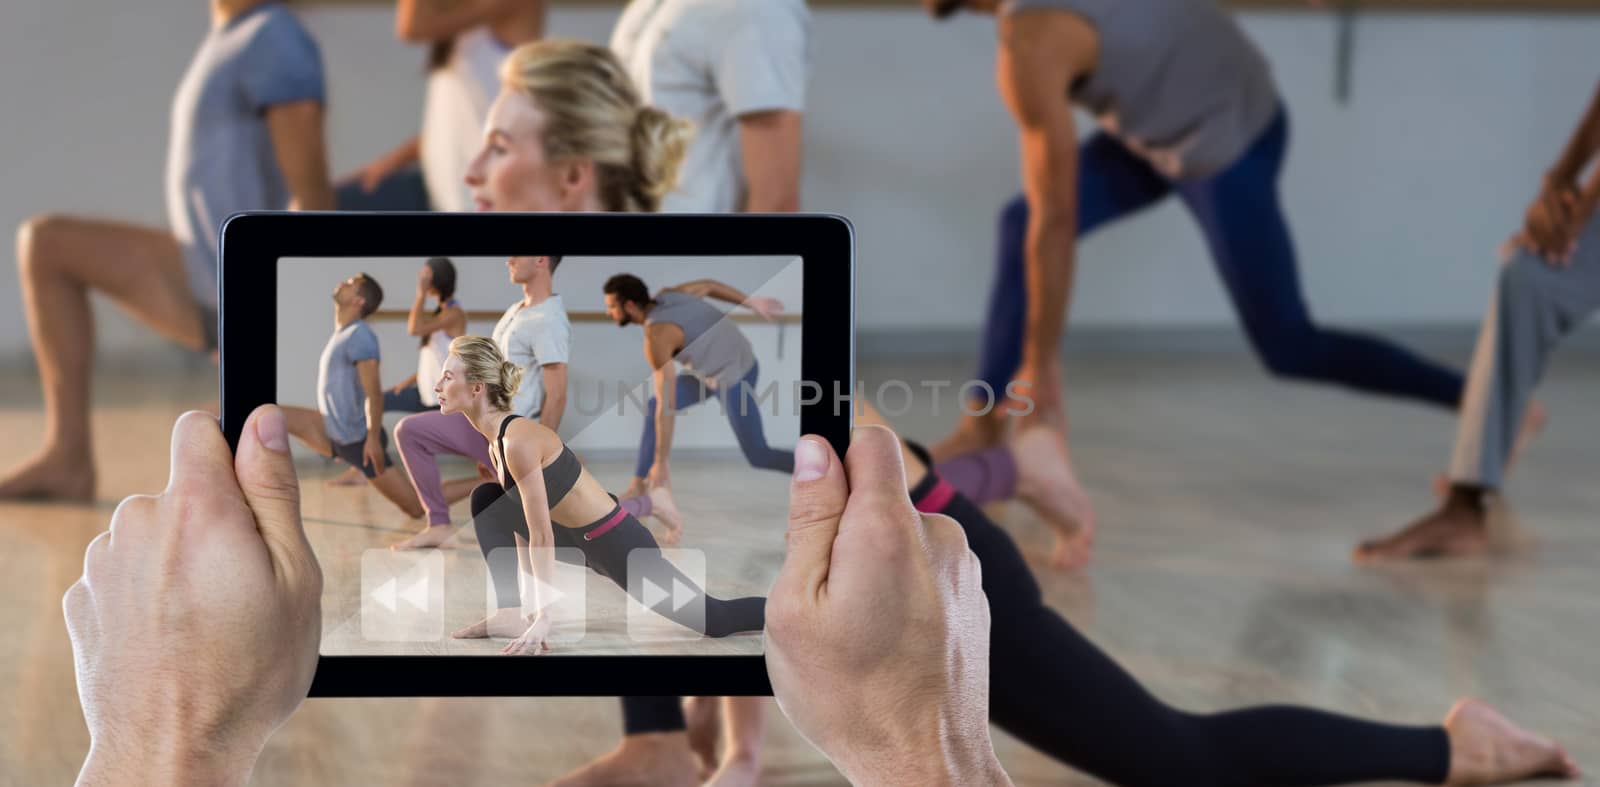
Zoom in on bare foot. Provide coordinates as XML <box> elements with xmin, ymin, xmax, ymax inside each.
<box><xmin>650</xmin><ymin>486</ymin><xmax>685</xmax><ymax>546</ymax></box>
<box><xmin>683</xmin><ymin>696</ymin><xmax>720</xmax><ymax>778</ymax></box>
<box><xmin>1011</xmin><ymin>426</ymin><xmax>1096</xmax><ymax>570</ymax></box>
<box><xmin>543</xmin><ymin>732</ymin><xmax>700</xmax><ymax>787</ymax></box>
<box><xmin>1355</xmin><ymin>489</ymin><xmax>1491</xmax><ymax>562</ymax></box>
<box><xmin>0</xmin><ymin>450</ymin><xmax>96</xmax><ymax>501</ymax></box>
<box><xmin>929</xmin><ymin>410</ymin><xmax>1008</xmax><ymax>464</ymax></box>
<box><xmin>1444</xmin><ymin>698</ymin><xmax>1579</xmax><ymax>784</ymax></box>
<box><xmin>704</xmin><ymin>750</ymin><xmax>760</xmax><ymax>787</ymax></box>
<box><xmin>392</xmin><ymin>525</ymin><xmax>457</xmax><ymax>550</ymax></box>
<box><xmin>450</xmin><ymin>607</ymin><xmax>529</xmax><ymax>639</ymax></box>
<box><xmin>326</xmin><ymin>466</ymin><xmax>365</xmax><ymax>487</ymax></box>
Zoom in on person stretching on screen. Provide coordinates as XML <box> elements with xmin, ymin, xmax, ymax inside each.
<box><xmin>1358</xmin><ymin>80</ymin><xmax>1600</xmax><ymax>561</ymax></box>
<box><xmin>64</xmin><ymin>408</ymin><xmax>1577</xmax><ymax>787</ymax></box>
<box><xmin>603</xmin><ymin>274</ymin><xmax>792</xmax><ymax>520</ymax></box>
<box><xmin>279</xmin><ymin>274</ymin><xmax>425</xmax><ymax>519</ymax></box>
<box><xmin>1</xmin><ymin>0</ymin><xmax>332</xmax><ymax>500</ymax></box>
<box><xmin>439</xmin><ymin>336</ymin><xmax>765</xmax><ymax>652</ymax></box>
<box><xmin>464</xmin><ymin>39</ymin><xmax>759</xmax><ymax>786</ymax></box>
<box><xmin>389</xmin><ymin>254</ymin><xmax>606</xmax><ymax>548</ymax></box>
<box><xmin>329</xmin><ymin>256</ymin><xmax>468</xmax><ymax>488</ymax></box>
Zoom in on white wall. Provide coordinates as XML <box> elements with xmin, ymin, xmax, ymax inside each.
<box><xmin>277</xmin><ymin>255</ymin><xmax>803</xmax><ymax>451</ymax></box>
<box><xmin>2</xmin><ymin>1</ymin><xmax>1598</xmax><ymax>362</ymax></box>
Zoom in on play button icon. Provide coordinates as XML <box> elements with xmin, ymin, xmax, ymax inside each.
<box><xmin>627</xmin><ymin>548</ymin><xmax>707</xmax><ymax>641</ymax></box>
<box><xmin>482</xmin><ymin>546</ymin><xmax>587</xmax><ymax>644</ymax></box>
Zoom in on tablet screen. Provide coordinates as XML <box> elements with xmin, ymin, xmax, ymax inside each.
<box><xmin>276</xmin><ymin>255</ymin><xmax>802</xmax><ymax>657</ymax></box>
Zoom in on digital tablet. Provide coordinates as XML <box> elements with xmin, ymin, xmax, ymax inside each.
<box><xmin>218</xmin><ymin>212</ymin><xmax>853</xmax><ymax>696</ymax></box>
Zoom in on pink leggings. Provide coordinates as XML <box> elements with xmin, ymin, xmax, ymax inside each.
<box><xmin>394</xmin><ymin>411</ymin><xmax>494</xmax><ymax>526</ymax></box>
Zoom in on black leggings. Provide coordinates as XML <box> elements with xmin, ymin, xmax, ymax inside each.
<box><xmin>910</xmin><ymin>471</ymin><xmax>1451</xmax><ymax>786</ymax></box>
<box><xmin>469</xmin><ymin>483</ymin><xmax>765</xmax><ymax>639</ymax></box>
<box><xmin>471</xmin><ymin>483</ymin><xmax>757</xmax><ymax>738</ymax></box>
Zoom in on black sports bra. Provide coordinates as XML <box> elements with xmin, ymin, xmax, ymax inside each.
<box><xmin>494</xmin><ymin>415</ymin><xmax>582</xmax><ymax>507</ymax></box>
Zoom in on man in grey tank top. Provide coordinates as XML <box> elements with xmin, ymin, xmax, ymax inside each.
<box><xmin>602</xmin><ymin>274</ymin><xmax>794</xmax><ymax>500</ymax></box>
<box><xmin>924</xmin><ymin>0</ymin><xmax>1466</xmax><ymax>550</ymax></box>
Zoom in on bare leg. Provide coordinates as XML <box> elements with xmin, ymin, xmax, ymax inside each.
<box><xmin>442</xmin><ymin>476</ymin><xmax>480</xmax><ymax>505</ymax></box>
<box><xmin>649</xmin><ymin>486</ymin><xmax>684</xmax><ymax>545</ymax></box>
<box><xmin>1011</xmin><ymin>426</ymin><xmax>1095</xmax><ymax>570</ymax></box>
<box><xmin>326</xmin><ymin>466</ymin><xmax>365</xmax><ymax>487</ymax></box>
<box><xmin>281</xmin><ymin>405</ymin><xmax>334</xmax><ymax>457</ymax></box>
<box><xmin>929</xmin><ymin>408</ymin><xmax>1008</xmax><ymax>464</ymax></box>
<box><xmin>1</xmin><ymin>215</ymin><xmax>203</xmax><ymax>500</ymax></box>
<box><xmin>369</xmin><ymin>467</ymin><xmax>425</xmax><ymax>519</ymax></box>
<box><xmin>682</xmin><ymin>696</ymin><xmax>720</xmax><ymax>777</ymax></box>
<box><xmin>704</xmin><ymin>697</ymin><xmax>764</xmax><ymax>787</ymax></box>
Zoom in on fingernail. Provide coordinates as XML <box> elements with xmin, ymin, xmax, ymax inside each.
<box><xmin>793</xmin><ymin>437</ymin><xmax>828</xmax><ymax>482</ymax></box>
<box><xmin>257</xmin><ymin>407</ymin><xmax>289</xmax><ymax>453</ymax></box>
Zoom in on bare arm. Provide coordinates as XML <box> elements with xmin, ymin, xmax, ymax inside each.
<box><xmin>666</xmin><ymin>279</ymin><xmax>750</xmax><ymax>306</ymax></box>
<box><xmin>395</xmin><ymin>0</ymin><xmax>535</xmax><ymax>43</ymax></box>
<box><xmin>1548</xmin><ymin>81</ymin><xmax>1600</xmax><ymax>188</ymax></box>
<box><xmin>266</xmin><ymin>101</ymin><xmax>334</xmax><ymax>211</ymax></box>
<box><xmin>739</xmin><ymin>110</ymin><xmax>804</xmax><ymax>213</ymax></box>
<box><xmin>538</xmin><ymin>363</ymin><xmax>567</xmax><ymax>432</ymax></box>
<box><xmin>997</xmin><ymin>11</ymin><xmax>1097</xmax><ymax>370</ymax></box>
<box><xmin>392</xmin><ymin>372</ymin><xmax>419</xmax><ymax>394</ymax></box>
<box><xmin>502</xmin><ymin>429</ymin><xmax>556</xmax><ymax>614</ymax></box>
<box><xmin>408</xmin><ymin>303</ymin><xmax>465</xmax><ymax>338</ymax></box>
<box><xmin>645</xmin><ymin>325</ymin><xmax>680</xmax><ymax>481</ymax></box>
<box><xmin>356</xmin><ymin>359</ymin><xmax>386</xmax><ymax>470</ymax></box>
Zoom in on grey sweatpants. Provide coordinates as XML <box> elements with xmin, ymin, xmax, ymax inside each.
<box><xmin>1449</xmin><ymin>212</ymin><xmax>1600</xmax><ymax>489</ymax></box>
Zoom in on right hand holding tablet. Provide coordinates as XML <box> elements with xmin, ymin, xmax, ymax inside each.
<box><xmin>765</xmin><ymin>426</ymin><xmax>1011</xmax><ymax>786</ymax></box>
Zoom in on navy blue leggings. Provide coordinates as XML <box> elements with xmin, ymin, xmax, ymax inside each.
<box><xmin>976</xmin><ymin>106</ymin><xmax>1463</xmax><ymax>409</ymax></box>
<box><xmin>634</xmin><ymin>361</ymin><xmax>794</xmax><ymax>478</ymax></box>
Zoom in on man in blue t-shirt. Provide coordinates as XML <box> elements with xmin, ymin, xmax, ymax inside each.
<box><xmin>282</xmin><ymin>274</ymin><xmax>425</xmax><ymax>519</ymax></box>
<box><xmin>2</xmin><ymin>0</ymin><xmax>333</xmax><ymax>500</ymax></box>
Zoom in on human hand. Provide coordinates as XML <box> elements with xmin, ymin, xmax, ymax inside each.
<box><xmin>363</xmin><ymin>434</ymin><xmax>385</xmax><ymax>476</ymax></box>
<box><xmin>417</xmin><ymin>266</ymin><xmax>433</xmax><ymax>296</ymax></box>
<box><xmin>502</xmin><ymin>613</ymin><xmax>552</xmax><ymax>656</ymax></box>
<box><xmin>64</xmin><ymin>406</ymin><xmax>321</xmax><ymax>787</ymax></box>
<box><xmin>746</xmin><ymin>296</ymin><xmax>784</xmax><ymax>321</ymax></box>
<box><xmin>765</xmin><ymin>427</ymin><xmax>1009</xmax><ymax>786</ymax></box>
<box><xmin>1517</xmin><ymin>179</ymin><xmax>1583</xmax><ymax>265</ymax></box>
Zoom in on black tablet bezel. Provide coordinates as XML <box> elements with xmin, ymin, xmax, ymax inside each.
<box><xmin>219</xmin><ymin>211</ymin><xmax>855</xmax><ymax>697</ymax></box>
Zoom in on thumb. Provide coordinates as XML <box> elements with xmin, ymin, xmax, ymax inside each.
<box><xmin>774</xmin><ymin>436</ymin><xmax>848</xmax><ymax>600</ymax></box>
<box><xmin>235</xmin><ymin>405</ymin><xmax>314</xmax><ymax>574</ymax></box>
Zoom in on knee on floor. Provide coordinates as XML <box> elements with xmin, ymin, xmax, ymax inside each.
<box><xmin>469</xmin><ymin>482</ymin><xmax>502</xmax><ymax>517</ymax></box>
<box><xmin>15</xmin><ymin>213</ymin><xmax>71</xmax><ymax>273</ymax></box>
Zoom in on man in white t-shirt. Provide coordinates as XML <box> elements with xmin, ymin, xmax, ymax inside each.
<box><xmin>611</xmin><ymin>0</ymin><xmax>809</xmax><ymax>214</ymax></box>
<box><xmin>389</xmin><ymin>255</ymin><xmax>571</xmax><ymax>549</ymax></box>
<box><xmin>548</xmin><ymin>4</ymin><xmax>811</xmax><ymax>786</ymax></box>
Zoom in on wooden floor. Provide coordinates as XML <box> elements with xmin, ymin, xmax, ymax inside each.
<box><xmin>3</xmin><ymin>353</ymin><xmax>1596</xmax><ymax>786</ymax></box>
